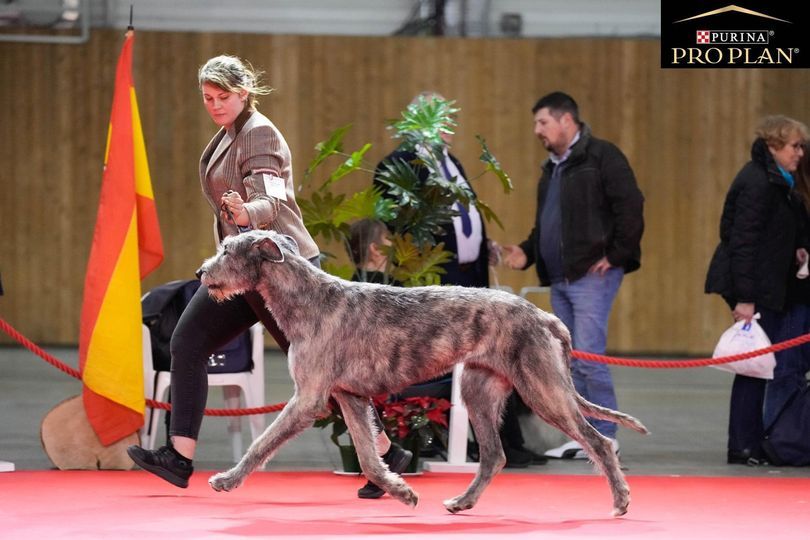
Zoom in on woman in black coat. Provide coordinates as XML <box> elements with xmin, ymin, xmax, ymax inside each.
<box><xmin>705</xmin><ymin>115</ymin><xmax>808</xmax><ymax>465</ymax></box>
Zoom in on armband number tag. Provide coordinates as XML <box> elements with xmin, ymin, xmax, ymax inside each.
<box><xmin>262</xmin><ymin>173</ymin><xmax>287</xmax><ymax>201</ymax></box>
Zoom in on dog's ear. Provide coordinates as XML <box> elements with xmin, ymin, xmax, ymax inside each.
<box><xmin>252</xmin><ymin>235</ymin><xmax>285</xmax><ymax>263</ymax></box>
<box><xmin>279</xmin><ymin>235</ymin><xmax>299</xmax><ymax>255</ymax></box>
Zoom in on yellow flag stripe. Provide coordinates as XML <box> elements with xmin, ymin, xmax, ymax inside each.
<box><xmin>131</xmin><ymin>87</ymin><xmax>154</xmax><ymax>200</ymax></box>
<box><xmin>83</xmin><ymin>210</ymin><xmax>144</xmax><ymax>414</ymax></box>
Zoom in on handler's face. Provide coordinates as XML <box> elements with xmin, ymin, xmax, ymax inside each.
<box><xmin>202</xmin><ymin>82</ymin><xmax>247</xmax><ymax>130</ymax></box>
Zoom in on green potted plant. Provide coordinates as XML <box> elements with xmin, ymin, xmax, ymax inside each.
<box><xmin>298</xmin><ymin>94</ymin><xmax>512</xmax><ymax>283</ymax></box>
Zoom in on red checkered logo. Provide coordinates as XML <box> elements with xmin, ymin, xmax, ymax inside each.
<box><xmin>696</xmin><ymin>30</ymin><xmax>711</xmax><ymax>44</ymax></box>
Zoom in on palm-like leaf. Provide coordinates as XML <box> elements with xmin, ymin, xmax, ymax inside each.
<box><xmin>476</xmin><ymin>135</ymin><xmax>513</xmax><ymax>193</ymax></box>
<box><xmin>304</xmin><ymin>124</ymin><xmax>353</xmax><ymax>181</ymax></box>
<box><xmin>474</xmin><ymin>198</ymin><xmax>504</xmax><ymax>230</ymax></box>
<box><xmin>373</xmin><ymin>157</ymin><xmax>424</xmax><ymax>207</ymax></box>
<box><xmin>321</xmin><ymin>261</ymin><xmax>355</xmax><ymax>281</ymax></box>
<box><xmin>299</xmin><ymin>191</ymin><xmax>346</xmax><ymax>243</ymax></box>
<box><xmin>333</xmin><ymin>186</ymin><xmax>398</xmax><ymax>226</ymax></box>
<box><xmin>388</xmin><ymin>95</ymin><xmax>459</xmax><ymax>150</ymax></box>
<box><xmin>323</xmin><ymin>143</ymin><xmax>372</xmax><ymax>190</ymax></box>
<box><xmin>389</xmin><ymin>234</ymin><xmax>452</xmax><ymax>287</ymax></box>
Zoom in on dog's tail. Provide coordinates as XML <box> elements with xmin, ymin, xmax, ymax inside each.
<box><xmin>575</xmin><ymin>394</ymin><xmax>650</xmax><ymax>435</ymax></box>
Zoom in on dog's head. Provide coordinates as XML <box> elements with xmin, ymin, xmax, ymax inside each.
<box><xmin>197</xmin><ymin>230</ymin><xmax>300</xmax><ymax>302</ymax></box>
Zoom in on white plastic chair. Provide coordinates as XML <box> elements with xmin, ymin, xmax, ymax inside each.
<box><xmin>140</xmin><ymin>323</ymin><xmax>265</xmax><ymax>463</ymax></box>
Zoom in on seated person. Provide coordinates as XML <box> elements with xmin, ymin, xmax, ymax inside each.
<box><xmin>348</xmin><ymin>219</ymin><xmax>398</xmax><ymax>284</ymax></box>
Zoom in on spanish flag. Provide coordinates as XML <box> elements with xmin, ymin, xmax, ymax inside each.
<box><xmin>79</xmin><ymin>30</ymin><xmax>163</xmax><ymax>446</ymax></box>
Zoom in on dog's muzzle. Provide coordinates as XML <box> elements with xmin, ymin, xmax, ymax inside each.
<box><xmin>195</xmin><ymin>268</ymin><xmax>205</xmax><ymax>280</ymax></box>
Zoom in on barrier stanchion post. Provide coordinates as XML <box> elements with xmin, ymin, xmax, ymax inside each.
<box><xmin>423</xmin><ymin>363</ymin><xmax>479</xmax><ymax>473</ymax></box>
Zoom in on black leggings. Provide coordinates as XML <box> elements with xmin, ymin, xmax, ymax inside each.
<box><xmin>168</xmin><ymin>284</ymin><xmax>289</xmax><ymax>439</ymax></box>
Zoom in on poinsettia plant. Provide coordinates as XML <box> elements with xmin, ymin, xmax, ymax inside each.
<box><xmin>313</xmin><ymin>395</ymin><xmax>451</xmax><ymax>452</ymax></box>
<box><xmin>373</xmin><ymin>395</ymin><xmax>451</xmax><ymax>450</ymax></box>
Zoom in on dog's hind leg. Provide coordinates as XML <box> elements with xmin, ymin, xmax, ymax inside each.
<box><xmin>443</xmin><ymin>365</ymin><xmax>510</xmax><ymax>514</ymax></box>
<box><xmin>514</xmin><ymin>378</ymin><xmax>631</xmax><ymax>517</ymax></box>
<box><xmin>209</xmin><ymin>392</ymin><xmax>323</xmax><ymax>492</ymax></box>
<box><xmin>574</xmin><ymin>419</ymin><xmax>630</xmax><ymax>517</ymax></box>
<box><xmin>333</xmin><ymin>391</ymin><xmax>419</xmax><ymax>508</ymax></box>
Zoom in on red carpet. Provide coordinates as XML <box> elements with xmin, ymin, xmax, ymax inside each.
<box><xmin>2</xmin><ymin>471</ymin><xmax>808</xmax><ymax>539</ymax></box>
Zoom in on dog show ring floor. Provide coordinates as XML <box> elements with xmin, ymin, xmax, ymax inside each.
<box><xmin>3</xmin><ymin>470</ymin><xmax>809</xmax><ymax>539</ymax></box>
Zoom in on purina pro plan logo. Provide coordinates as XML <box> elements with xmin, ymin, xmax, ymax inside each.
<box><xmin>661</xmin><ymin>2</ymin><xmax>805</xmax><ymax>68</ymax></box>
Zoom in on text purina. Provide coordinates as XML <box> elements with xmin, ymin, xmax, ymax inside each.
<box><xmin>672</xmin><ymin>47</ymin><xmax>794</xmax><ymax>65</ymax></box>
<box><xmin>704</xmin><ymin>31</ymin><xmax>769</xmax><ymax>44</ymax></box>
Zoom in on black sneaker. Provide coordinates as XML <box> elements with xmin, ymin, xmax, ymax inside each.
<box><xmin>504</xmin><ymin>445</ymin><xmax>532</xmax><ymax>468</ymax></box>
<box><xmin>517</xmin><ymin>446</ymin><xmax>549</xmax><ymax>465</ymax></box>
<box><xmin>127</xmin><ymin>445</ymin><xmax>193</xmax><ymax>488</ymax></box>
<box><xmin>357</xmin><ymin>443</ymin><xmax>413</xmax><ymax>499</ymax></box>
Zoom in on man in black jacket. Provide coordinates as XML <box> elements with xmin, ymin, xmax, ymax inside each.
<box><xmin>504</xmin><ymin>91</ymin><xmax>644</xmax><ymax>459</ymax></box>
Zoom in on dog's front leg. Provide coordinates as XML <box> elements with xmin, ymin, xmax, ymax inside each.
<box><xmin>333</xmin><ymin>391</ymin><xmax>419</xmax><ymax>508</ymax></box>
<box><xmin>209</xmin><ymin>394</ymin><xmax>317</xmax><ymax>492</ymax></box>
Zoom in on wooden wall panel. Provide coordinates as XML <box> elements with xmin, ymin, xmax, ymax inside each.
<box><xmin>1</xmin><ymin>31</ymin><xmax>808</xmax><ymax>354</ymax></box>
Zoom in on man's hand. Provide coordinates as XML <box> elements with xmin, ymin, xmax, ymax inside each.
<box><xmin>589</xmin><ymin>256</ymin><xmax>612</xmax><ymax>276</ymax></box>
<box><xmin>487</xmin><ymin>239</ymin><xmax>502</xmax><ymax>266</ymax></box>
<box><xmin>502</xmin><ymin>245</ymin><xmax>527</xmax><ymax>270</ymax></box>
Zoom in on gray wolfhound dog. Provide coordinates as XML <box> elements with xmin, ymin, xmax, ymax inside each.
<box><xmin>198</xmin><ymin>230</ymin><xmax>649</xmax><ymax>516</ymax></box>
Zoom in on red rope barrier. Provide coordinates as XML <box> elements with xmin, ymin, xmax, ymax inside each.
<box><xmin>571</xmin><ymin>332</ymin><xmax>810</xmax><ymax>368</ymax></box>
<box><xmin>4</xmin><ymin>316</ymin><xmax>810</xmax><ymax>416</ymax></box>
<box><xmin>0</xmin><ymin>317</ymin><xmax>287</xmax><ymax>417</ymax></box>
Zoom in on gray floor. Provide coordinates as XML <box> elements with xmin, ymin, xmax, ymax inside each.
<box><xmin>1</xmin><ymin>345</ymin><xmax>808</xmax><ymax>479</ymax></box>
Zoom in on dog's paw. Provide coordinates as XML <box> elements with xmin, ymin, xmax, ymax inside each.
<box><xmin>611</xmin><ymin>486</ymin><xmax>630</xmax><ymax>517</ymax></box>
<box><xmin>400</xmin><ymin>488</ymin><xmax>419</xmax><ymax>508</ymax></box>
<box><xmin>612</xmin><ymin>496</ymin><xmax>630</xmax><ymax>517</ymax></box>
<box><xmin>387</xmin><ymin>485</ymin><xmax>419</xmax><ymax>508</ymax></box>
<box><xmin>612</xmin><ymin>505</ymin><xmax>628</xmax><ymax>517</ymax></box>
<box><xmin>208</xmin><ymin>470</ymin><xmax>243</xmax><ymax>492</ymax></box>
<box><xmin>443</xmin><ymin>495</ymin><xmax>475</xmax><ymax>514</ymax></box>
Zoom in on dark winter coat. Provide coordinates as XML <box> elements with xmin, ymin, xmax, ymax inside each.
<box><xmin>519</xmin><ymin>124</ymin><xmax>645</xmax><ymax>285</ymax></box>
<box><xmin>705</xmin><ymin>138</ymin><xmax>806</xmax><ymax>311</ymax></box>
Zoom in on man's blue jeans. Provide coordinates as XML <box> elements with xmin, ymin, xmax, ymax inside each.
<box><xmin>550</xmin><ymin>267</ymin><xmax>624</xmax><ymax>438</ymax></box>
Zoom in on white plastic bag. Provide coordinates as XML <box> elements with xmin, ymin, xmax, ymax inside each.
<box><xmin>712</xmin><ymin>314</ymin><xmax>775</xmax><ymax>379</ymax></box>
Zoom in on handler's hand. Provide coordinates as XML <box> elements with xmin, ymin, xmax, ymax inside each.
<box><xmin>220</xmin><ymin>190</ymin><xmax>247</xmax><ymax>225</ymax></box>
<box><xmin>502</xmin><ymin>245</ymin><xmax>527</xmax><ymax>270</ymax></box>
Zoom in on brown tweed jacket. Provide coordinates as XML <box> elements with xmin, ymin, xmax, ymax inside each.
<box><xmin>199</xmin><ymin>108</ymin><xmax>319</xmax><ymax>259</ymax></box>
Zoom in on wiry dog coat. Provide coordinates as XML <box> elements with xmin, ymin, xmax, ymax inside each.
<box><xmin>199</xmin><ymin>230</ymin><xmax>648</xmax><ymax>516</ymax></box>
